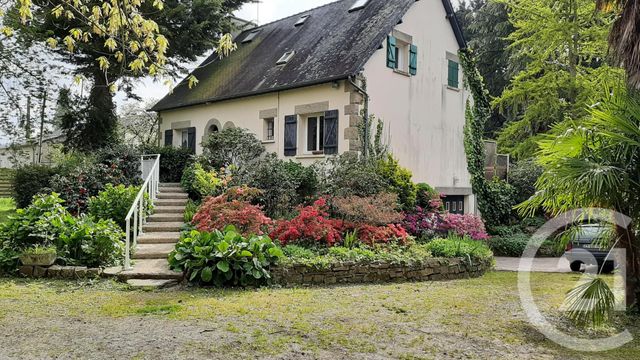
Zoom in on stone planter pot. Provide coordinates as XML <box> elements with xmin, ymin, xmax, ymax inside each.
<box><xmin>19</xmin><ymin>253</ymin><xmax>57</xmax><ymax>266</ymax></box>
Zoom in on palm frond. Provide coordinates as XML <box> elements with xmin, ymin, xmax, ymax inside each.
<box><xmin>564</xmin><ymin>277</ymin><xmax>615</xmax><ymax>327</ymax></box>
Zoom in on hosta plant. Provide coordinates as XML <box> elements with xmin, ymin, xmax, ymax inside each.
<box><xmin>168</xmin><ymin>226</ymin><xmax>284</xmax><ymax>287</ymax></box>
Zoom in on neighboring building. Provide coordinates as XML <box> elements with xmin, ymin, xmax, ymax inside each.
<box><xmin>152</xmin><ymin>0</ymin><xmax>475</xmax><ymax>214</ymax></box>
<box><xmin>0</xmin><ymin>133</ymin><xmax>65</xmax><ymax>169</ymax></box>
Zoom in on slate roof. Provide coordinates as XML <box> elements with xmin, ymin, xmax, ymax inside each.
<box><xmin>151</xmin><ymin>0</ymin><xmax>466</xmax><ymax>112</ymax></box>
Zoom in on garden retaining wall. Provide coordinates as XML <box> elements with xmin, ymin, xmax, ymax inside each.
<box><xmin>271</xmin><ymin>257</ymin><xmax>492</xmax><ymax>286</ymax></box>
<box><xmin>18</xmin><ymin>265</ymin><xmax>104</xmax><ymax>279</ymax></box>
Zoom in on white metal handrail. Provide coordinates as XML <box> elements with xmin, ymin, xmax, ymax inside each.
<box><xmin>124</xmin><ymin>154</ymin><xmax>161</xmax><ymax>270</ymax></box>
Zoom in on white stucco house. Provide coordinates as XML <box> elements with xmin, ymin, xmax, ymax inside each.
<box><xmin>152</xmin><ymin>0</ymin><xmax>475</xmax><ymax>214</ymax></box>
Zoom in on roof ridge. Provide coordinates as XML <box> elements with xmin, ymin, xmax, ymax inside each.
<box><xmin>248</xmin><ymin>0</ymin><xmax>346</xmax><ymax>30</ymax></box>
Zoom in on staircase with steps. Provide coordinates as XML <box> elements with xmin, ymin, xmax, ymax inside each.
<box><xmin>119</xmin><ymin>183</ymin><xmax>186</xmax><ymax>288</ymax></box>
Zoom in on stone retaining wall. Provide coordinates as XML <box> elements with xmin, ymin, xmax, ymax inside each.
<box><xmin>19</xmin><ymin>265</ymin><xmax>103</xmax><ymax>279</ymax></box>
<box><xmin>271</xmin><ymin>258</ymin><xmax>492</xmax><ymax>286</ymax></box>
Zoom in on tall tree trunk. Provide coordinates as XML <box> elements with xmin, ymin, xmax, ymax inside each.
<box><xmin>82</xmin><ymin>70</ymin><xmax>118</xmax><ymax>150</ymax></box>
<box><xmin>617</xmin><ymin>225</ymin><xmax>640</xmax><ymax>308</ymax></box>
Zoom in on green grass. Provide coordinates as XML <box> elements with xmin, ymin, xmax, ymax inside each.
<box><xmin>0</xmin><ymin>272</ymin><xmax>637</xmax><ymax>358</ymax></box>
<box><xmin>0</xmin><ymin>198</ymin><xmax>15</xmax><ymax>223</ymax></box>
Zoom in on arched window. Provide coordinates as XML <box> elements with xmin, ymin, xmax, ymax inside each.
<box><xmin>208</xmin><ymin>124</ymin><xmax>219</xmax><ymax>134</ymax></box>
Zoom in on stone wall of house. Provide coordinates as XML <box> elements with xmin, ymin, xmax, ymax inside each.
<box><xmin>271</xmin><ymin>258</ymin><xmax>492</xmax><ymax>287</ymax></box>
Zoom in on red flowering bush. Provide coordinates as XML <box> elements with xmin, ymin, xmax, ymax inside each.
<box><xmin>270</xmin><ymin>198</ymin><xmax>343</xmax><ymax>246</ymax></box>
<box><xmin>440</xmin><ymin>213</ymin><xmax>489</xmax><ymax>240</ymax></box>
<box><xmin>192</xmin><ymin>187</ymin><xmax>271</xmax><ymax>236</ymax></box>
<box><xmin>353</xmin><ymin>223</ymin><xmax>410</xmax><ymax>246</ymax></box>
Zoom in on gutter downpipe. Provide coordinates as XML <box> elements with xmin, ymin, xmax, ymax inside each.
<box><xmin>348</xmin><ymin>75</ymin><xmax>370</xmax><ymax>159</ymax></box>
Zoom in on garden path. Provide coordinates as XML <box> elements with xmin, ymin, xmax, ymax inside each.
<box><xmin>119</xmin><ymin>183</ymin><xmax>185</xmax><ymax>288</ymax></box>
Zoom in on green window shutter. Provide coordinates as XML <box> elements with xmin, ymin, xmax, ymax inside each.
<box><xmin>284</xmin><ymin>115</ymin><xmax>297</xmax><ymax>157</ymax></box>
<box><xmin>386</xmin><ymin>35</ymin><xmax>397</xmax><ymax>69</ymax></box>
<box><xmin>409</xmin><ymin>45</ymin><xmax>418</xmax><ymax>75</ymax></box>
<box><xmin>323</xmin><ymin>110</ymin><xmax>339</xmax><ymax>155</ymax></box>
<box><xmin>164</xmin><ymin>130</ymin><xmax>173</xmax><ymax>147</ymax></box>
<box><xmin>448</xmin><ymin>60</ymin><xmax>459</xmax><ymax>88</ymax></box>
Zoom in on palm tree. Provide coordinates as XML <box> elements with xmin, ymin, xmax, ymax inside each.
<box><xmin>519</xmin><ymin>87</ymin><xmax>640</xmax><ymax>312</ymax></box>
<box><xmin>597</xmin><ymin>1</ymin><xmax>640</xmax><ymax>86</ymax></box>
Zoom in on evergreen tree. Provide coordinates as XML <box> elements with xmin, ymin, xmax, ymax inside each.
<box><xmin>493</xmin><ymin>0</ymin><xmax>624</xmax><ymax>159</ymax></box>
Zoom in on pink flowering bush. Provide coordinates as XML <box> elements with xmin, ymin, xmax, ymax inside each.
<box><xmin>402</xmin><ymin>207</ymin><xmax>443</xmax><ymax>239</ymax></box>
<box><xmin>440</xmin><ymin>213</ymin><xmax>489</xmax><ymax>240</ymax></box>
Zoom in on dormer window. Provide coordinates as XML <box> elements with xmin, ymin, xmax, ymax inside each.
<box><xmin>349</xmin><ymin>0</ymin><xmax>370</xmax><ymax>12</ymax></box>
<box><xmin>277</xmin><ymin>51</ymin><xmax>295</xmax><ymax>65</ymax></box>
<box><xmin>295</xmin><ymin>15</ymin><xmax>310</xmax><ymax>27</ymax></box>
<box><xmin>242</xmin><ymin>29</ymin><xmax>261</xmax><ymax>43</ymax></box>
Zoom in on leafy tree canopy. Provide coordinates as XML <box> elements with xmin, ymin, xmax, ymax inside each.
<box><xmin>493</xmin><ymin>0</ymin><xmax>624</xmax><ymax>159</ymax></box>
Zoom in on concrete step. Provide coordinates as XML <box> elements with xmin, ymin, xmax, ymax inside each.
<box><xmin>137</xmin><ymin>232</ymin><xmax>181</xmax><ymax>244</ymax></box>
<box><xmin>157</xmin><ymin>192</ymin><xmax>188</xmax><ymax>199</ymax></box>
<box><xmin>148</xmin><ymin>213</ymin><xmax>184</xmax><ymax>222</ymax></box>
<box><xmin>159</xmin><ymin>187</ymin><xmax>184</xmax><ymax>194</ymax></box>
<box><xmin>156</xmin><ymin>198</ymin><xmax>188</xmax><ymax>206</ymax></box>
<box><xmin>143</xmin><ymin>222</ymin><xmax>184</xmax><ymax>232</ymax></box>
<box><xmin>118</xmin><ymin>259</ymin><xmax>183</xmax><ymax>280</ymax></box>
<box><xmin>154</xmin><ymin>206</ymin><xmax>186</xmax><ymax>214</ymax></box>
<box><xmin>160</xmin><ymin>183</ymin><xmax>181</xmax><ymax>187</ymax></box>
<box><xmin>126</xmin><ymin>279</ymin><xmax>179</xmax><ymax>289</ymax></box>
<box><xmin>133</xmin><ymin>243</ymin><xmax>176</xmax><ymax>259</ymax></box>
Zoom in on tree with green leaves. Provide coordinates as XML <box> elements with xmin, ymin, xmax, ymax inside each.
<box><xmin>519</xmin><ymin>87</ymin><xmax>640</xmax><ymax>314</ymax></box>
<box><xmin>3</xmin><ymin>0</ymin><xmax>247</xmax><ymax>151</ymax></box>
<box><xmin>493</xmin><ymin>0</ymin><xmax>624</xmax><ymax>159</ymax></box>
<box><xmin>456</xmin><ymin>0</ymin><xmax>515</xmax><ymax>137</ymax></box>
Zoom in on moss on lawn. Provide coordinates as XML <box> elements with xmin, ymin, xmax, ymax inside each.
<box><xmin>0</xmin><ymin>272</ymin><xmax>638</xmax><ymax>359</ymax></box>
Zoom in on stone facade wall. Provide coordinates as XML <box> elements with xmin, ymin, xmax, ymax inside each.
<box><xmin>271</xmin><ymin>258</ymin><xmax>492</xmax><ymax>287</ymax></box>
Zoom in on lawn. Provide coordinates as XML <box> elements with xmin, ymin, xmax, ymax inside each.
<box><xmin>0</xmin><ymin>271</ymin><xmax>637</xmax><ymax>359</ymax></box>
<box><xmin>0</xmin><ymin>198</ymin><xmax>14</xmax><ymax>223</ymax></box>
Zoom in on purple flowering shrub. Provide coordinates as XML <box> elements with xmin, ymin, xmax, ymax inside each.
<box><xmin>402</xmin><ymin>191</ymin><xmax>489</xmax><ymax>241</ymax></box>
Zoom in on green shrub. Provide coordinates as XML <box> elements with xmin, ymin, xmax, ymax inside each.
<box><xmin>184</xmin><ymin>199</ymin><xmax>199</xmax><ymax>223</ymax></box>
<box><xmin>425</xmin><ymin>236</ymin><xmax>493</xmax><ymax>261</ymax></box>
<box><xmin>94</xmin><ymin>144</ymin><xmax>142</xmax><ymax>184</ymax></box>
<box><xmin>377</xmin><ymin>154</ymin><xmax>417</xmax><ymax>210</ymax></box>
<box><xmin>140</xmin><ymin>145</ymin><xmax>194</xmax><ymax>183</ymax></box>
<box><xmin>316</xmin><ymin>153</ymin><xmax>388</xmax><ymax>198</ymax></box>
<box><xmin>13</xmin><ymin>165</ymin><xmax>57</xmax><ymax>209</ymax></box>
<box><xmin>486</xmin><ymin>234</ymin><xmax>529</xmax><ymax>257</ymax></box>
<box><xmin>0</xmin><ymin>193</ymin><xmax>70</xmax><ymax>248</ymax></box>
<box><xmin>49</xmin><ymin>163</ymin><xmax>131</xmax><ymax>215</ymax></box>
<box><xmin>180</xmin><ymin>162</ymin><xmax>227</xmax><ymax>200</ymax></box>
<box><xmin>169</xmin><ymin>226</ymin><xmax>283</xmax><ymax>287</ymax></box>
<box><xmin>415</xmin><ymin>183</ymin><xmax>439</xmax><ymax>209</ymax></box>
<box><xmin>280</xmin><ymin>243</ymin><xmax>433</xmax><ymax>269</ymax></box>
<box><xmin>56</xmin><ymin>215</ymin><xmax>125</xmax><ymax>267</ymax></box>
<box><xmin>234</xmin><ymin>153</ymin><xmax>318</xmax><ymax>217</ymax></box>
<box><xmin>509</xmin><ymin>159</ymin><xmax>543</xmax><ymax>204</ymax></box>
<box><xmin>0</xmin><ymin>193</ymin><xmax>125</xmax><ymax>268</ymax></box>
<box><xmin>482</xmin><ymin>179</ymin><xmax>518</xmax><ymax>228</ymax></box>
<box><xmin>0</xmin><ymin>246</ymin><xmax>19</xmax><ymax>275</ymax></box>
<box><xmin>88</xmin><ymin>184</ymin><xmax>152</xmax><ymax>230</ymax></box>
<box><xmin>201</xmin><ymin>128</ymin><xmax>265</xmax><ymax>169</ymax></box>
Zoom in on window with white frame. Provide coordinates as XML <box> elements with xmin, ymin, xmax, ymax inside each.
<box><xmin>304</xmin><ymin>114</ymin><xmax>325</xmax><ymax>153</ymax></box>
<box><xmin>263</xmin><ymin>118</ymin><xmax>275</xmax><ymax>141</ymax></box>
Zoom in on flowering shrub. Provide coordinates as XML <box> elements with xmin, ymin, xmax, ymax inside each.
<box><xmin>402</xmin><ymin>207</ymin><xmax>444</xmax><ymax>239</ymax></box>
<box><xmin>192</xmin><ymin>187</ymin><xmax>271</xmax><ymax>236</ymax></box>
<box><xmin>270</xmin><ymin>198</ymin><xmax>343</xmax><ymax>246</ymax></box>
<box><xmin>331</xmin><ymin>193</ymin><xmax>403</xmax><ymax>225</ymax></box>
<box><xmin>354</xmin><ymin>224</ymin><xmax>410</xmax><ymax>246</ymax></box>
<box><xmin>440</xmin><ymin>213</ymin><xmax>489</xmax><ymax>240</ymax></box>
